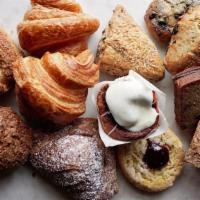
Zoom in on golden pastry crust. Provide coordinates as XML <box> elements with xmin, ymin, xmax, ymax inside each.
<box><xmin>0</xmin><ymin>28</ymin><xmax>22</xmax><ymax>94</ymax></box>
<box><xmin>13</xmin><ymin>50</ymin><xmax>99</xmax><ymax>126</ymax></box>
<box><xmin>117</xmin><ymin>129</ymin><xmax>184</xmax><ymax>192</ymax></box>
<box><xmin>18</xmin><ymin>5</ymin><xmax>99</xmax><ymax>55</ymax></box>
<box><xmin>31</xmin><ymin>0</ymin><xmax>82</xmax><ymax>12</ymax></box>
<box><xmin>96</xmin><ymin>5</ymin><xmax>164</xmax><ymax>81</ymax></box>
<box><xmin>164</xmin><ymin>4</ymin><xmax>200</xmax><ymax>74</ymax></box>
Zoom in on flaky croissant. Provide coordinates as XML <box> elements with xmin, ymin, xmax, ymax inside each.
<box><xmin>13</xmin><ymin>50</ymin><xmax>99</xmax><ymax>126</ymax></box>
<box><xmin>18</xmin><ymin>5</ymin><xmax>100</xmax><ymax>56</ymax></box>
<box><xmin>31</xmin><ymin>0</ymin><xmax>82</xmax><ymax>12</ymax></box>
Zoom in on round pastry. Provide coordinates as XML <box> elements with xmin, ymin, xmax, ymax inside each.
<box><xmin>29</xmin><ymin>118</ymin><xmax>119</xmax><ymax>200</ymax></box>
<box><xmin>96</xmin><ymin>71</ymin><xmax>160</xmax><ymax>141</ymax></box>
<box><xmin>18</xmin><ymin>4</ymin><xmax>99</xmax><ymax>56</ymax></box>
<box><xmin>117</xmin><ymin>129</ymin><xmax>184</xmax><ymax>192</ymax></box>
<box><xmin>13</xmin><ymin>50</ymin><xmax>99</xmax><ymax>126</ymax></box>
<box><xmin>144</xmin><ymin>0</ymin><xmax>196</xmax><ymax>43</ymax></box>
<box><xmin>0</xmin><ymin>27</ymin><xmax>22</xmax><ymax>94</ymax></box>
<box><xmin>0</xmin><ymin>107</ymin><xmax>32</xmax><ymax>171</ymax></box>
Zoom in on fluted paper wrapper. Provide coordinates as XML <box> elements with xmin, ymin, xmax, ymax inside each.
<box><xmin>91</xmin><ymin>71</ymin><xmax>169</xmax><ymax>147</ymax></box>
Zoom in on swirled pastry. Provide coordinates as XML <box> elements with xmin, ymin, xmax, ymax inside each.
<box><xmin>13</xmin><ymin>50</ymin><xmax>99</xmax><ymax>126</ymax></box>
<box><xmin>18</xmin><ymin>5</ymin><xmax>99</xmax><ymax>56</ymax></box>
<box><xmin>31</xmin><ymin>0</ymin><xmax>82</xmax><ymax>12</ymax></box>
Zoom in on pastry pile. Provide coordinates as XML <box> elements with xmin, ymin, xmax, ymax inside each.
<box><xmin>2</xmin><ymin>0</ymin><xmax>200</xmax><ymax>199</ymax></box>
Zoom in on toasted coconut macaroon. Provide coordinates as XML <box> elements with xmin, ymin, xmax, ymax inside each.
<box><xmin>117</xmin><ymin>129</ymin><xmax>184</xmax><ymax>192</ymax></box>
<box><xmin>0</xmin><ymin>107</ymin><xmax>32</xmax><ymax>171</ymax></box>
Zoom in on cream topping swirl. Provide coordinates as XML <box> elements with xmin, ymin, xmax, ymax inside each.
<box><xmin>105</xmin><ymin>71</ymin><xmax>158</xmax><ymax>132</ymax></box>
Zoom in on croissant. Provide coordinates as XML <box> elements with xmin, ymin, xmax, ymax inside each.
<box><xmin>13</xmin><ymin>50</ymin><xmax>99</xmax><ymax>126</ymax></box>
<box><xmin>31</xmin><ymin>0</ymin><xmax>82</xmax><ymax>12</ymax></box>
<box><xmin>18</xmin><ymin>5</ymin><xmax>100</xmax><ymax>56</ymax></box>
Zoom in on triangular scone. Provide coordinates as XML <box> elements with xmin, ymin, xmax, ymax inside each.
<box><xmin>164</xmin><ymin>4</ymin><xmax>200</xmax><ymax>75</ymax></box>
<box><xmin>96</xmin><ymin>5</ymin><xmax>165</xmax><ymax>81</ymax></box>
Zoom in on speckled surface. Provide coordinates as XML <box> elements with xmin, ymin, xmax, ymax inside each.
<box><xmin>0</xmin><ymin>0</ymin><xmax>199</xmax><ymax>200</ymax></box>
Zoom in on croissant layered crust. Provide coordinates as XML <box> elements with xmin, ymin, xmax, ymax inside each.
<box><xmin>13</xmin><ymin>50</ymin><xmax>99</xmax><ymax>126</ymax></box>
<box><xmin>18</xmin><ymin>5</ymin><xmax>100</xmax><ymax>55</ymax></box>
<box><xmin>31</xmin><ymin>0</ymin><xmax>82</xmax><ymax>12</ymax></box>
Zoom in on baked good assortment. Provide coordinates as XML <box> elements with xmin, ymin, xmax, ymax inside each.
<box><xmin>0</xmin><ymin>28</ymin><xmax>22</xmax><ymax>94</ymax></box>
<box><xmin>30</xmin><ymin>118</ymin><xmax>119</xmax><ymax>200</ymax></box>
<box><xmin>13</xmin><ymin>50</ymin><xmax>99</xmax><ymax>126</ymax></box>
<box><xmin>186</xmin><ymin>121</ymin><xmax>200</xmax><ymax>167</ymax></box>
<box><xmin>173</xmin><ymin>66</ymin><xmax>200</xmax><ymax>129</ymax></box>
<box><xmin>164</xmin><ymin>4</ymin><xmax>200</xmax><ymax>74</ymax></box>
<box><xmin>18</xmin><ymin>3</ymin><xmax>99</xmax><ymax>56</ymax></box>
<box><xmin>1</xmin><ymin>0</ymin><xmax>200</xmax><ymax>198</ymax></box>
<box><xmin>117</xmin><ymin>129</ymin><xmax>184</xmax><ymax>192</ymax></box>
<box><xmin>145</xmin><ymin>0</ymin><xmax>197</xmax><ymax>43</ymax></box>
<box><xmin>96</xmin><ymin>5</ymin><xmax>165</xmax><ymax>82</ymax></box>
<box><xmin>0</xmin><ymin>107</ymin><xmax>32</xmax><ymax>171</ymax></box>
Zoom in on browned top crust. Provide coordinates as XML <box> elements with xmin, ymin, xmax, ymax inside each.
<box><xmin>96</xmin><ymin>85</ymin><xmax>159</xmax><ymax>141</ymax></box>
<box><xmin>18</xmin><ymin>5</ymin><xmax>99</xmax><ymax>55</ymax></box>
<box><xmin>144</xmin><ymin>0</ymin><xmax>198</xmax><ymax>43</ymax></box>
<box><xmin>186</xmin><ymin>121</ymin><xmax>200</xmax><ymax>167</ymax></box>
<box><xmin>0</xmin><ymin>27</ymin><xmax>22</xmax><ymax>94</ymax></box>
<box><xmin>0</xmin><ymin>107</ymin><xmax>32</xmax><ymax>171</ymax></box>
<box><xmin>31</xmin><ymin>0</ymin><xmax>82</xmax><ymax>12</ymax></box>
<box><xmin>30</xmin><ymin>118</ymin><xmax>119</xmax><ymax>200</ymax></box>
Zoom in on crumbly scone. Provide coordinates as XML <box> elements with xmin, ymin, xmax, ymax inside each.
<box><xmin>117</xmin><ymin>129</ymin><xmax>184</xmax><ymax>192</ymax></box>
<box><xmin>164</xmin><ymin>4</ymin><xmax>200</xmax><ymax>74</ymax></box>
<box><xmin>29</xmin><ymin>118</ymin><xmax>119</xmax><ymax>200</ymax></box>
<box><xmin>173</xmin><ymin>66</ymin><xmax>200</xmax><ymax>129</ymax></box>
<box><xmin>96</xmin><ymin>5</ymin><xmax>164</xmax><ymax>81</ymax></box>
<box><xmin>13</xmin><ymin>50</ymin><xmax>99</xmax><ymax>126</ymax></box>
<box><xmin>0</xmin><ymin>107</ymin><xmax>32</xmax><ymax>171</ymax></box>
<box><xmin>0</xmin><ymin>28</ymin><xmax>22</xmax><ymax>94</ymax></box>
<box><xmin>185</xmin><ymin>121</ymin><xmax>200</xmax><ymax>167</ymax></box>
<box><xmin>145</xmin><ymin>0</ymin><xmax>198</xmax><ymax>43</ymax></box>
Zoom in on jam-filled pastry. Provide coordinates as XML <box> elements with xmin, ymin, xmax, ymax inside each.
<box><xmin>13</xmin><ymin>50</ymin><xmax>99</xmax><ymax>126</ymax></box>
<box><xmin>18</xmin><ymin>4</ymin><xmax>99</xmax><ymax>56</ymax></box>
<box><xmin>0</xmin><ymin>107</ymin><xmax>32</xmax><ymax>171</ymax></box>
<box><xmin>29</xmin><ymin>118</ymin><xmax>119</xmax><ymax>200</ymax></box>
<box><xmin>0</xmin><ymin>28</ymin><xmax>22</xmax><ymax>94</ymax></box>
<box><xmin>31</xmin><ymin>0</ymin><xmax>82</xmax><ymax>12</ymax></box>
<box><xmin>96</xmin><ymin>71</ymin><xmax>162</xmax><ymax>141</ymax></box>
<box><xmin>117</xmin><ymin>129</ymin><xmax>184</xmax><ymax>192</ymax></box>
<box><xmin>96</xmin><ymin>5</ymin><xmax>164</xmax><ymax>81</ymax></box>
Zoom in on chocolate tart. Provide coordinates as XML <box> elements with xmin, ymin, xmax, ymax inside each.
<box><xmin>97</xmin><ymin>85</ymin><xmax>160</xmax><ymax>141</ymax></box>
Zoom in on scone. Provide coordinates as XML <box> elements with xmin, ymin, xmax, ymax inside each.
<box><xmin>117</xmin><ymin>129</ymin><xmax>184</xmax><ymax>192</ymax></box>
<box><xmin>145</xmin><ymin>0</ymin><xmax>196</xmax><ymax>43</ymax></box>
<box><xmin>96</xmin><ymin>5</ymin><xmax>164</xmax><ymax>81</ymax></box>
<box><xmin>13</xmin><ymin>50</ymin><xmax>99</xmax><ymax>126</ymax></box>
<box><xmin>186</xmin><ymin>121</ymin><xmax>200</xmax><ymax>167</ymax></box>
<box><xmin>164</xmin><ymin>4</ymin><xmax>200</xmax><ymax>74</ymax></box>
<box><xmin>173</xmin><ymin>67</ymin><xmax>200</xmax><ymax>129</ymax></box>
<box><xmin>29</xmin><ymin>118</ymin><xmax>119</xmax><ymax>200</ymax></box>
<box><xmin>0</xmin><ymin>28</ymin><xmax>22</xmax><ymax>94</ymax></box>
<box><xmin>0</xmin><ymin>107</ymin><xmax>32</xmax><ymax>171</ymax></box>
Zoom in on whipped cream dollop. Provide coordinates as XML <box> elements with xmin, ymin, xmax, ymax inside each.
<box><xmin>105</xmin><ymin>71</ymin><xmax>158</xmax><ymax>132</ymax></box>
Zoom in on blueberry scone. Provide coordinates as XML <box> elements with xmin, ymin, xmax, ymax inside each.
<box><xmin>145</xmin><ymin>0</ymin><xmax>198</xmax><ymax>43</ymax></box>
<box><xmin>117</xmin><ymin>129</ymin><xmax>184</xmax><ymax>192</ymax></box>
<box><xmin>164</xmin><ymin>4</ymin><xmax>200</xmax><ymax>74</ymax></box>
